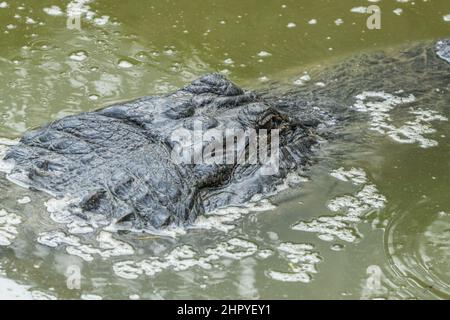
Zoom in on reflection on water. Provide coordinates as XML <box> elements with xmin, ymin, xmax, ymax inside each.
<box><xmin>0</xmin><ymin>0</ymin><xmax>449</xmax><ymax>299</ymax></box>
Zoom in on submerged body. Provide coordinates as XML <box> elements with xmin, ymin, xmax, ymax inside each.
<box><xmin>2</xmin><ymin>39</ymin><xmax>450</xmax><ymax>230</ymax></box>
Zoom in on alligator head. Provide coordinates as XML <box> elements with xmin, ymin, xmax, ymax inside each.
<box><xmin>3</xmin><ymin>74</ymin><xmax>323</xmax><ymax>230</ymax></box>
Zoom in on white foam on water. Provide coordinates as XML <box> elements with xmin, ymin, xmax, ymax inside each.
<box><xmin>39</xmin><ymin>202</ymin><xmax>138</xmax><ymax>261</ymax></box>
<box><xmin>352</xmin><ymin>92</ymin><xmax>447</xmax><ymax>148</ymax></box>
<box><xmin>190</xmin><ymin>198</ymin><xmax>276</xmax><ymax>233</ymax></box>
<box><xmin>113</xmin><ymin>238</ymin><xmax>258</xmax><ymax>280</ymax></box>
<box><xmin>257</xmin><ymin>51</ymin><xmax>272</xmax><ymax>58</ymax></box>
<box><xmin>276</xmin><ymin>170</ymin><xmax>309</xmax><ymax>192</ymax></box>
<box><xmin>37</xmin><ymin>230</ymin><xmax>134</xmax><ymax>262</ymax></box>
<box><xmin>45</xmin><ymin>197</ymin><xmax>108</xmax><ymax>234</ymax></box>
<box><xmin>0</xmin><ymin>2</ymin><xmax>9</xmax><ymax>9</ymax></box>
<box><xmin>37</xmin><ymin>231</ymin><xmax>79</xmax><ymax>248</ymax></box>
<box><xmin>43</xmin><ymin>6</ymin><xmax>64</xmax><ymax>16</ymax></box>
<box><xmin>350</xmin><ymin>7</ymin><xmax>367</xmax><ymax>14</ymax></box>
<box><xmin>206</xmin><ymin>238</ymin><xmax>258</xmax><ymax>260</ymax></box>
<box><xmin>117</xmin><ymin>60</ymin><xmax>134</xmax><ymax>68</ymax></box>
<box><xmin>330</xmin><ymin>167</ymin><xmax>367</xmax><ymax>185</ymax></box>
<box><xmin>293</xmin><ymin>74</ymin><xmax>312</xmax><ymax>86</ymax></box>
<box><xmin>25</xmin><ymin>17</ymin><xmax>36</xmax><ymax>24</ymax></box>
<box><xmin>0</xmin><ymin>209</ymin><xmax>22</xmax><ymax>246</ymax></box>
<box><xmin>93</xmin><ymin>15</ymin><xmax>109</xmax><ymax>25</ymax></box>
<box><xmin>223</xmin><ymin>58</ymin><xmax>234</xmax><ymax>65</ymax></box>
<box><xmin>293</xmin><ymin>168</ymin><xmax>386</xmax><ymax>243</ymax></box>
<box><xmin>193</xmin><ymin>208</ymin><xmax>246</xmax><ymax>233</ymax></box>
<box><xmin>443</xmin><ymin>14</ymin><xmax>450</xmax><ymax>22</ymax></box>
<box><xmin>266</xmin><ymin>243</ymin><xmax>321</xmax><ymax>283</ymax></box>
<box><xmin>189</xmin><ymin>171</ymin><xmax>308</xmax><ymax>233</ymax></box>
<box><xmin>17</xmin><ymin>196</ymin><xmax>31</xmax><ymax>205</ymax></box>
<box><xmin>393</xmin><ymin>8</ymin><xmax>403</xmax><ymax>16</ymax></box>
<box><xmin>267</xmin><ymin>231</ymin><xmax>279</xmax><ymax>241</ymax></box>
<box><xmin>45</xmin><ymin>194</ymin><xmax>187</xmax><ymax>238</ymax></box>
<box><xmin>69</xmin><ymin>50</ymin><xmax>88</xmax><ymax>62</ymax></box>
<box><xmin>387</xmin><ymin>109</ymin><xmax>448</xmax><ymax>148</ymax></box>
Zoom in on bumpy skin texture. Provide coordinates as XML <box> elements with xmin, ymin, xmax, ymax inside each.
<box><xmin>3</xmin><ymin>39</ymin><xmax>450</xmax><ymax>230</ymax></box>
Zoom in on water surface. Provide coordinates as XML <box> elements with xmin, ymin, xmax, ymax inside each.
<box><xmin>0</xmin><ymin>0</ymin><xmax>449</xmax><ymax>299</ymax></box>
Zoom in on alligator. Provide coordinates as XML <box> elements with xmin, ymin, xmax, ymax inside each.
<box><xmin>2</xmin><ymin>39</ymin><xmax>450</xmax><ymax>231</ymax></box>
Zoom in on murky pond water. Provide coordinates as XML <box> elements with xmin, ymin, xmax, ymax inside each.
<box><xmin>0</xmin><ymin>0</ymin><xmax>449</xmax><ymax>299</ymax></box>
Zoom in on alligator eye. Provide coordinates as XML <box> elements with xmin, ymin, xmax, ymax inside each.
<box><xmin>257</xmin><ymin>112</ymin><xmax>289</xmax><ymax>130</ymax></box>
<box><xmin>238</xmin><ymin>103</ymin><xmax>290</xmax><ymax>130</ymax></box>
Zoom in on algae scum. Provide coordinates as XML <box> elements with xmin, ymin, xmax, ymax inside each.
<box><xmin>0</xmin><ymin>0</ymin><xmax>450</xmax><ymax>299</ymax></box>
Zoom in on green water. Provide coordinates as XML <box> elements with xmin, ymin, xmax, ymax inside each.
<box><xmin>0</xmin><ymin>0</ymin><xmax>449</xmax><ymax>300</ymax></box>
